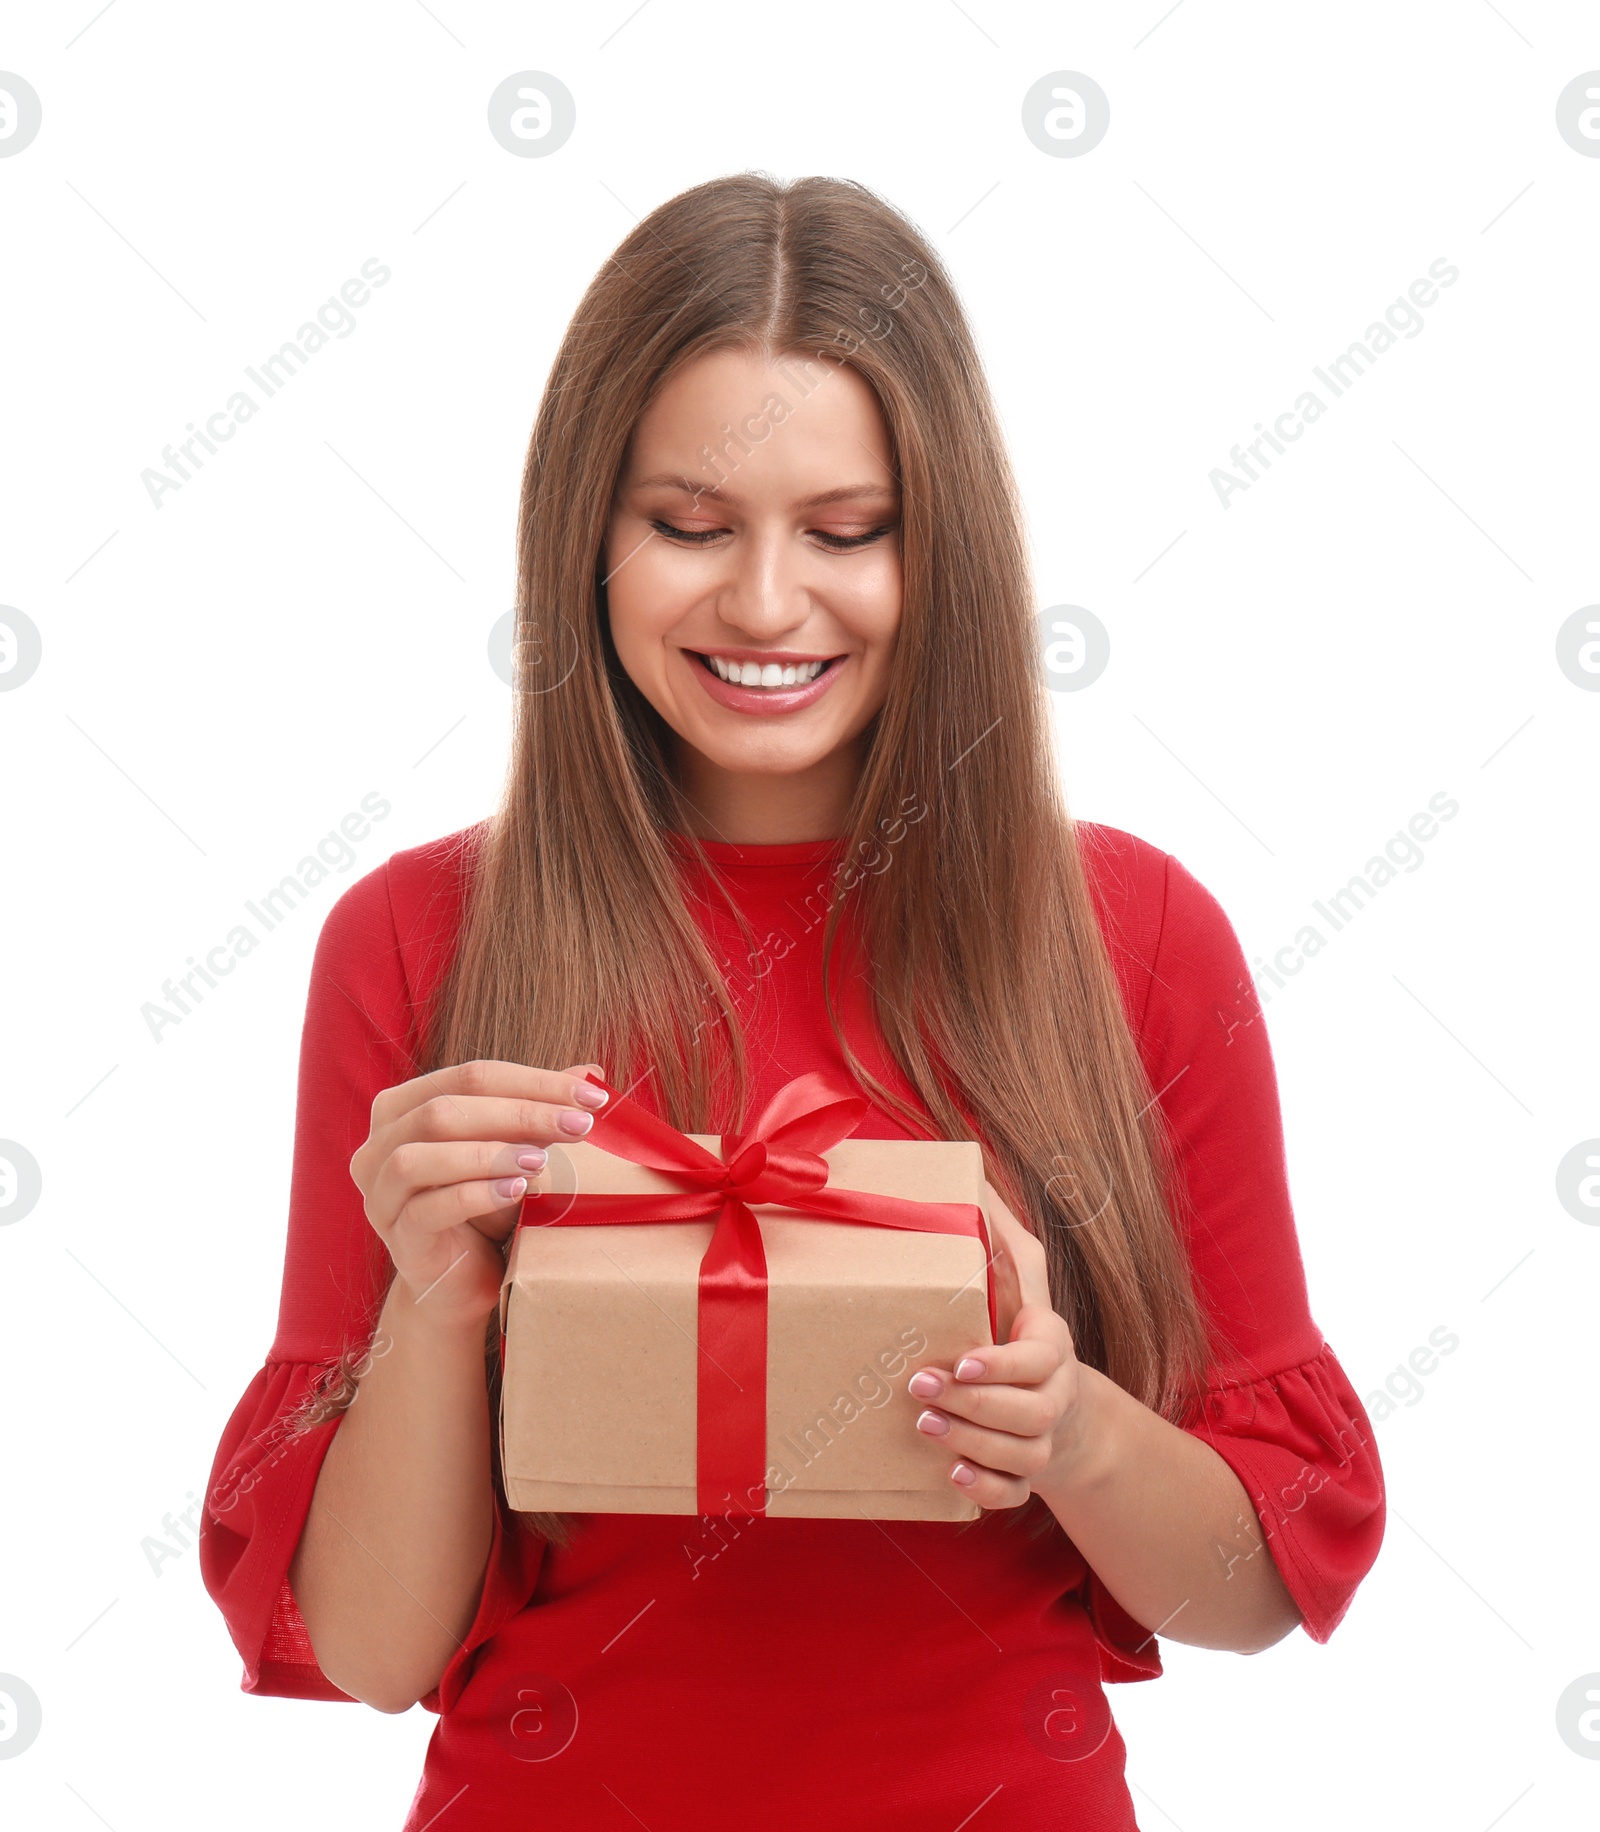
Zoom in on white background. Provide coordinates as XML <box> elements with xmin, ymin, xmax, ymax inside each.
<box><xmin>2</xmin><ymin>2</ymin><xmax>1597</xmax><ymax>1827</ymax></box>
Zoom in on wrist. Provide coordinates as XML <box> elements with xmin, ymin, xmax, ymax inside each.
<box><xmin>381</xmin><ymin>1273</ymin><xmax>497</xmax><ymax>1358</ymax></box>
<box><xmin>1035</xmin><ymin>1365</ymin><xmax>1129</xmax><ymax>1512</ymax></box>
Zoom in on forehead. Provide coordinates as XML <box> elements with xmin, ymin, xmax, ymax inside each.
<box><xmin>623</xmin><ymin>347</ymin><xmax>897</xmax><ymax>497</ymax></box>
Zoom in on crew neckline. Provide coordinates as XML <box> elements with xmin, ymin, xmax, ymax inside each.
<box><xmin>664</xmin><ymin>828</ymin><xmax>850</xmax><ymax>867</ymax></box>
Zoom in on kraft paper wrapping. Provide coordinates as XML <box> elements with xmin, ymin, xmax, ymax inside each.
<box><xmin>499</xmin><ymin>1135</ymin><xmax>996</xmax><ymax>1522</ymax></box>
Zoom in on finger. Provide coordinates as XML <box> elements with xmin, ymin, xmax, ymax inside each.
<box><xmin>948</xmin><ymin>1457</ymin><xmax>1033</xmax><ymax>1511</ymax></box>
<box><xmin>917</xmin><ymin>1381</ymin><xmax>1059</xmax><ymax>1440</ymax></box>
<box><xmin>986</xmin><ymin>1235</ymin><xmax>1025</xmax><ymax>1348</ymax></box>
<box><xmin>369</xmin><ymin>1136</ymin><xmax>550</xmax><ymax>1229</ymax></box>
<box><xmin>370</xmin><ymin>1059</ymin><xmax>609</xmax><ymax>1136</ymax></box>
<box><xmin>985</xmin><ymin>1189</ymin><xmax>1053</xmax><ymax>1315</ymax></box>
<box><xmin>971</xmin><ymin>1304</ymin><xmax>1075</xmax><ymax>1377</ymax></box>
<box><xmin>394</xmin><ymin>1087</ymin><xmax>612</xmax><ymax>1163</ymax></box>
<box><xmin>908</xmin><ymin>1340</ymin><xmax>1065</xmax><ymax>1418</ymax></box>
<box><xmin>916</xmin><ymin>1408</ymin><xmax>1056</xmax><ymax>1483</ymax></box>
<box><xmin>979</xmin><ymin>1184</ymin><xmax>1052</xmax><ymax>1341</ymax></box>
<box><xmin>386</xmin><ymin>1172</ymin><xmax>534</xmax><ymax>1252</ymax></box>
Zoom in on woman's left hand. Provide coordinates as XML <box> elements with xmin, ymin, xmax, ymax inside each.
<box><xmin>906</xmin><ymin>1180</ymin><xmax>1100</xmax><ymax>1510</ymax></box>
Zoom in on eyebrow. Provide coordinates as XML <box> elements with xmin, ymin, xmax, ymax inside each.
<box><xmin>629</xmin><ymin>472</ymin><xmax>898</xmax><ymax>510</ymax></box>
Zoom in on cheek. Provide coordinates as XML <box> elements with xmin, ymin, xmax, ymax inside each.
<box><xmin>605</xmin><ymin>544</ymin><xmax>691</xmax><ymax>664</ymax></box>
<box><xmin>835</xmin><ymin>551</ymin><xmax>902</xmax><ymax>649</ymax></box>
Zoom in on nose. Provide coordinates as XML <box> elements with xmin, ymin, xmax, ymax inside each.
<box><xmin>716</xmin><ymin>523</ymin><xmax>813</xmax><ymax>639</ymax></box>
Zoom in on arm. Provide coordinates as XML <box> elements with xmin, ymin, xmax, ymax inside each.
<box><xmin>201</xmin><ymin>850</ymin><xmax>581</xmax><ymax>1706</ymax></box>
<box><xmin>906</xmin><ymin>843</ymin><xmax>1383</xmax><ymax>1659</ymax></box>
<box><xmin>909</xmin><ymin>1197</ymin><xmax>1300</xmax><ymax>1657</ymax></box>
<box><xmin>287</xmin><ymin>1057</ymin><xmax>610</xmax><ymax>1712</ymax></box>
<box><xmin>1034</xmin><ymin>1364</ymin><xmax>1301</xmax><ymax>1653</ymax></box>
<box><xmin>287</xmin><ymin>1285</ymin><xmax>497</xmax><ymax>1712</ymax></box>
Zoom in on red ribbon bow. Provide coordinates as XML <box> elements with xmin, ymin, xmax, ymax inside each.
<box><xmin>518</xmin><ymin>1069</ymin><xmax>995</xmax><ymax>1516</ymax></box>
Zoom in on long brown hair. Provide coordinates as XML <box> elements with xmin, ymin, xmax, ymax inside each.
<box><xmin>404</xmin><ymin>174</ymin><xmax>1221</xmax><ymax>1544</ymax></box>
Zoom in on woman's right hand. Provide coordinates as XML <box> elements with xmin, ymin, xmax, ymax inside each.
<box><xmin>350</xmin><ymin>1059</ymin><xmax>612</xmax><ymax>1334</ymax></box>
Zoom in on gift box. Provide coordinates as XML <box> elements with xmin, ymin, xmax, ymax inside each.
<box><xmin>498</xmin><ymin>1070</ymin><xmax>999</xmax><ymax>1522</ymax></box>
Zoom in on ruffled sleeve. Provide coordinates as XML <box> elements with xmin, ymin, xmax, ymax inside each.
<box><xmin>1177</xmin><ymin>1343</ymin><xmax>1382</xmax><ymax>1643</ymax></box>
<box><xmin>1079</xmin><ymin>837</ymin><xmax>1386</xmax><ymax>1677</ymax></box>
<box><xmin>203</xmin><ymin>1362</ymin><xmax>353</xmax><ymax>1700</ymax></box>
<box><xmin>199</xmin><ymin>836</ymin><xmax>543</xmax><ymax>1710</ymax></box>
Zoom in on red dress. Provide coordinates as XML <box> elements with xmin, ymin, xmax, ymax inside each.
<box><xmin>200</xmin><ymin>822</ymin><xmax>1385</xmax><ymax>1830</ymax></box>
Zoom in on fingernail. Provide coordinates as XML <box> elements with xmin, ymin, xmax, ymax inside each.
<box><xmin>916</xmin><ymin>1409</ymin><xmax>949</xmax><ymax>1437</ymax></box>
<box><xmin>955</xmin><ymin>1357</ymin><xmax>986</xmax><ymax>1381</ymax></box>
<box><xmin>516</xmin><ymin>1149</ymin><xmax>548</xmax><ymax>1172</ymax></box>
<box><xmin>493</xmin><ymin>1176</ymin><xmax>528</xmax><ymax>1201</ymax></box>
<box><xmin>558</xmin><ymin>1109</ymin><xmax>595</xmax><ymax>1136</ymax></box>
<box><xmin>908</xmin><ymin>1369</ymin><xmax>942</xmax><ymax>1399</ymax></box>
<box><xmin>951</xmin><ymin>1462</ymin><xmax>978</xmax><ymax>1487</ymax></box>
<box><xmin>571</xmin><ymin>1081</ymin><xmax>609</xmax><ymax>1109</ymax></box>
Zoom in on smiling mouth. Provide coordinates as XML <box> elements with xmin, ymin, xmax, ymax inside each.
<box><xmin>691</xmin><ymin>652</ymin><xmax>843</xmax><ymax>690</ymax></box>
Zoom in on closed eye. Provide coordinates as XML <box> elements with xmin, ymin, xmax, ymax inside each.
<box><xmin>813</xmin><ymin>525</ymin><xmax>896</xmax><ymax>551</ymax></box>
<box><xmin>649</xmin><ymin>519</ymin><xmax>896</xmax><ymax>552</ymax></box>
<box><xmin>648</xmin><ymin>520</ymin><xmax>723</xmax><ymax>546</ymax></box>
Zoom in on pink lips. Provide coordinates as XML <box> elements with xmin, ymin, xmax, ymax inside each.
<box><xmin>688</xmin><ymin>651</ymin><xmax>846</xmax><ymax>714</ymax></box>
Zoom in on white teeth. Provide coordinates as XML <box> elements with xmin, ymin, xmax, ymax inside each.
<box><xmin>705</xmin><ymin>655</ymin><xmax>828</xmax><ymax>687</ymax></box>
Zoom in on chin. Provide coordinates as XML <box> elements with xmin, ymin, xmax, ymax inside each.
<box><xmin>696</xmin><ymin>737</ymin><xmax>838</xmax><ymax>777</ymax></box>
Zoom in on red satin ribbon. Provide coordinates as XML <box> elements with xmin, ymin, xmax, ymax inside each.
<box><xmin>518</xmin><ymin>1069</ymin><xmax>994</xmax><ymax>1517</ymax></box>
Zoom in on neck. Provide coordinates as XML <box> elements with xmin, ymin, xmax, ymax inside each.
<box><xmin>672</xmin><ymin>736</ymin><xmax>862</xmax><ymax>843</ymax></box>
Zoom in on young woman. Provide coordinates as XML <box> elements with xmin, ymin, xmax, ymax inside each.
<box><xmin>201</xmin><ymin>173</ymin><xmax>1385</xmax><ymax>1829</ymax></box>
